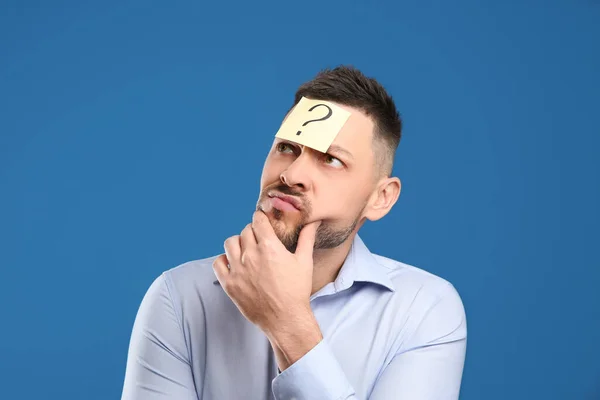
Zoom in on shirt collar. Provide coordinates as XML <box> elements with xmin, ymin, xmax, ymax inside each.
<box><xmin>333</xmin><ymin>234</ymin><xmax>396</xmax><ymax>293</ymax></box>
<box><xmin>213</xmin><ymin>234</ymin><xmax>396</xmax><ymax>293</ymax></box>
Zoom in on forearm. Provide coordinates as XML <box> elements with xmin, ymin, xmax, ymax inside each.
<box><xmin>266</xmin><ymin>308</ymin><xmax>323</xmax><ymax>371</ymax></box>
<box><xmin>265</xmin><ymin>309</ymin><xmax>359</xmax><ymax>399</ymax></box>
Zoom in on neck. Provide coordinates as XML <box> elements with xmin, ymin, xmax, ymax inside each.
<box><xmin>310</xmin><ymin>232</ymin><xmax>357</xmax><ymax>295</ymax></box>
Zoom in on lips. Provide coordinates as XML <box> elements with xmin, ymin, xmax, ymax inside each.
<box><xmin>268</xmin><ymin>192</ymin><xmax>302</xmax><ymax>211</ymax></box>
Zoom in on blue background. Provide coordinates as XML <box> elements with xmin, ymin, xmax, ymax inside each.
<box><xmin>1</xmin><ymin>1</ymin><xmax>599</xmax><ymax>399</ymax></box>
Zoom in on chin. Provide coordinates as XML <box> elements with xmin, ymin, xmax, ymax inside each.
<box><xmin>259</xmin><ymin>206</ymin><xmax>298</xmax><ymax>238</ymax></box>
<box><xmin>268</xmin><ymin>209</ymin><xmax>299</xmax><ymax>231</ymax></box>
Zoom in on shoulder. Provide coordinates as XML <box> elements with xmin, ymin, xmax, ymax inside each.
<box><xmin>148</xmin><ymin>254</ymin><xmax>229</xmax><ymax>321</ymax></box>
<box><xmin>371</xmin><ymin>253</ymin><xmax>467</xmax><ymax>336</ymax></box>
<box><xmin>375</xmin><ymin>254</ymin><xmax>460</xmax><ymax>296</ymax></box>
<box><xmin>164</xmin><ymin>254</ymin><xmax>221</xmax><ymax>290</ymax></box>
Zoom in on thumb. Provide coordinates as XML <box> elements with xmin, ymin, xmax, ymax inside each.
<box><xmin>295</xmin><ymin>220</ymin><xmax>322</xmax><ymax>259</ymax></box>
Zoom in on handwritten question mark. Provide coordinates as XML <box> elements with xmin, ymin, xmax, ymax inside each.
<box><xmin>296</xmin><ymin>104</ymin><xmax>333</xmax><ymax>135</ymax></box>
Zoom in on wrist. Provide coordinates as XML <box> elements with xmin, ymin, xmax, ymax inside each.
<box><xmin>264</xmin><ymin>302</ymin><xmax>314</xmax><ymax>338</ymax></box>
<box><xmin>265</xmin><ymin>307</ymin><xmax>323</xmax><ymax>370</ymax></box>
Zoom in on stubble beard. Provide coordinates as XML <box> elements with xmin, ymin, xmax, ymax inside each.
<box><xmin>256</xmin><ymin>185</ymin><xmax>363</xmax><ymax>253</ymax></box>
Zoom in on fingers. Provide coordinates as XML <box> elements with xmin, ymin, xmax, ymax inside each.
<box><xmin>240</xmin><ymin>223</ymin><xmax>257</xmax><ymax>258</ymax></box>
<box><xmin>295</xmin><ymin>220</ymin><xmax>322</xmax><ymax>259</ymax></box>
<box><xmin>224</xmin><ymin>235</ymin><xmax>241</xmax><ymax>270</ymax></box>
<box><xmin>251</xmin><ymin>210</ymin><xmax>276</xmax><ymax>243</ymax></box>
<box><xmin>212</xmin><ymin>254</ymin><xmax>230</xmax><ymax>284</ymax></box>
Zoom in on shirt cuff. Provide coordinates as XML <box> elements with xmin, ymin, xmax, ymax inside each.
<box><xmin>271</xmin><ymin>338</ymin><xmax>355</xmax><ymax>400</ymax></box>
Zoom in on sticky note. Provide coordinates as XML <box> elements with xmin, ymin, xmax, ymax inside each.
<box><xmin>275</xmin><ymin>97</ymin><xmax>351</xmax><ymax>153</ymax></box>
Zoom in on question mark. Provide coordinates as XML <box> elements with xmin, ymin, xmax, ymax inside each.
<box><xmin>296</xmin><ymin>104</ymin><xmax>333</xmax><ymax>135</ymax></box>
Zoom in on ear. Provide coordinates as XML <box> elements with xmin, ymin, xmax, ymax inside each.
<box><xmin>363</xmin><ymin>177</ymin><xmax>401</xmax><ymax>222</ymax></box>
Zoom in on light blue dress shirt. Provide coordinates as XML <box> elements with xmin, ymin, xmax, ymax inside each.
<box><xmin>121</xmin><ymin>234</ymin><xmax>467</xmax><ymax>399</ymax></box>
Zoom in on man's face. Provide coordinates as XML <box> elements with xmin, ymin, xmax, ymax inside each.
<box><xmin>256</xmin><ymin>103</ymin><xmax>378</xmax><ymax>253</ymax></box>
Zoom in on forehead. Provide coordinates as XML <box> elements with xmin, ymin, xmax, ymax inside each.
<box><xmin>328</xmin><ymin>103</ymin><xmax>375</xmax><ymax>155</ymax></box>
<box><xmin>277</xmin><ymin>102</ymin><xmax>376</xmax><ymax>158</ymax></box>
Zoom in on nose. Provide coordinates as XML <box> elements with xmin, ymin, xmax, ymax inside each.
<box><xmin>279</xmin><ymin>152</ymin><xmax>313</xmax><ymax>191</ymax></box>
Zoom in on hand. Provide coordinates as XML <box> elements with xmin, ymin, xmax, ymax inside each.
<box><xmin>212</xmin><ymin>211</ymin><xmax>321</xmax><ymax>334</ymax></box>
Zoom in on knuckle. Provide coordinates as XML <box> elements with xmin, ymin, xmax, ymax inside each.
<box><xmin>261</xmin><ymin>241</ymin><xmax>277</xmax><ymax>255</ymax></box>
<box><xmin>242</xmin><ymin>249</ymin><xmax>256</xmax><ymax>265</ymax></box>
<box><xmin>224</xmin><ymin>278</ymin><xmax>239</xmax><ymax>293</ymax></box>
<box><xmin>224</xmin><ymin>235</ymin><xmax>238</xmax><ymax>248</ymax></box>
<box><xmin>259</xmin><ymin>238</ymin><xmax>271</xmax><ymax>249</ymax></box>
<box><xmin>221</xmin><ymin>279</ymin><xmax>231</xmax><ymax>291</ymax></box>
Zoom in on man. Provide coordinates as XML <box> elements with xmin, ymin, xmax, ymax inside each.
<box><xmin>121</xmin><ymin>66</ymin><xmax>467</xmax><ymax>400</ymax></box>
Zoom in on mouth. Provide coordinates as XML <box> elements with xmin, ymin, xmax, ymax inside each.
<box><xmin>267</xmin><ymin>191</ymin><xmax>302</xmax><ymax>212</ymax></box>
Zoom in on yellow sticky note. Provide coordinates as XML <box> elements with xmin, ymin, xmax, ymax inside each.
<box><xmin>275</xmin><ymin>97</ymin><xmax>351</xmax><ymax>153</ymax></box>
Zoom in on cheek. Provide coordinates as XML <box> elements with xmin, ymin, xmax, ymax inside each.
<box><xmin>260</xmin><ymin>158</ymin><xmax>279</xmax><ymax>187</ymax></box>
<box><xmin>314</xmin><ymin>187</ymin><xmax>367</xmax><ymax>221</ymax></box>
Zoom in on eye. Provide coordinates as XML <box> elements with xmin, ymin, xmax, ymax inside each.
<box><xmin>276</xmin><ymin>142</ymin><xmax>295</xmax><ymax>153</ymax></box>
<box><xmin>324</xmin><ymin>154</ymin><xmax>343</xmax><ymax>168</ymax></box>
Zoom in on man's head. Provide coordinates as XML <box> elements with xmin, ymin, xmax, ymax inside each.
<box><xmin>256</xmin><ymin>65</ymin><xmax>402</xmax><ymax>253</ymax></box>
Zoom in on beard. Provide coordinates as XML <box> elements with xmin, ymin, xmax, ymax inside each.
<box><xmin>256</xmin><ymin>183</ymin><xmax>364</xmax><ymax>253</ymax></box>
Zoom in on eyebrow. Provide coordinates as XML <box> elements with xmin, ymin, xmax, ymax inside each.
<box><xmin>277</xmin><ymin>139</ymin><xmax>354</xmax><ymax>161</ymax></box>
<box><xmin>327</xmin><ymin>144</ymin><xmax>354</xmax><ymax>160</ymax></box>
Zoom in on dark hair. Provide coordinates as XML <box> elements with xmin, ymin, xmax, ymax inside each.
<box><xmin>292</xmin><ymin>65</ymin><xmax>402</xmax><ymax>177</ymax></box>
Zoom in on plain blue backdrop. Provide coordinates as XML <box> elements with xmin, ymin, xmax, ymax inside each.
<box><xmin>1</xmin><ymin>1</ymin><xmax>599</xmax><ymax>399</ymax></box>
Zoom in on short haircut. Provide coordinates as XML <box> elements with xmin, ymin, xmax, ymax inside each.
<box><xmin>292</xmin><ymin>65</ymin><xmax>402</xmax><ymax>177</ymax></box>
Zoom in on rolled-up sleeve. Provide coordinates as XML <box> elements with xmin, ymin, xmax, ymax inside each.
<box><xmin>121</xmin><ymin>274</ymin><xmax>198</xmax><ymax>400</ymax></box>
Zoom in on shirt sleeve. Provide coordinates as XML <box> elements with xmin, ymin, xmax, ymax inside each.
<box><xmin>370</xmin><ymin>283</ymin><xmax>467</xmax><ymax>399</ymax></box>
<box><xmin>272</xmin><ymin>338</ymin><xmax>356</xmax><ymax>399</ymax></box>
<box><xmin>121</xmin><ymin>273</ymin><xmax>198</xmax><ymax>400</ymax></box>
<box><xmin>271</xmin><ymin>283</ymin><xmax>467</xmax><ymax>400</ymax></box>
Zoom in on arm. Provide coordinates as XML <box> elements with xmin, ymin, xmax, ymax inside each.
<box><xmin>121</xmin><ymin>274</ymin><xmax>198</xmax><ymax>400</ymax></box>
<box><xmin>271</xmin><ymin>284</ymin><xmax>467</xmax><ymax>400</ymax></box>
<box><xmin>370</xmin><ymin>284</ymin><xmax>467</xmax><ymax>399</ymax></box>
